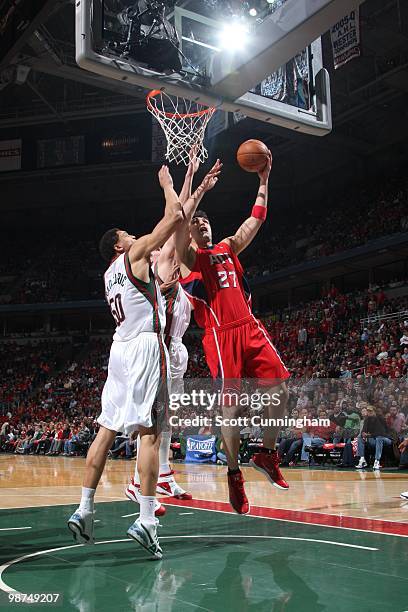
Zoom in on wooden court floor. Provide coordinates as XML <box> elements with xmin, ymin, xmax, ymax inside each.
<box><xmin>0</xmin><ymin>455</ymin><xmax>408</xmax><ymax>611</ymax></box>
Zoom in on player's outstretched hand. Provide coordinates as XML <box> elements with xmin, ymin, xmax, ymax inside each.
<box><xmin>258</xmin><ymin>150</ymin><xmax>272</xmax><ymax>182</ymax></box>
<box><xmin>398</xmin><ymin>438</ymin><xmax>408</xmax><ymax>453</ymax></box>
<box><xmin>158</xmin><ymin>165</ymin><xmax>173</xmax><ymax>189</ymax></box>
<box><xmin>186</xmin><ymin>145</ymin><xmax>200</xmax><ymax>176</ymax></box>
<box><xmin>200</xmin><ymin>159</ymin><xmax>223</xmax><ymax>193</ymax></box>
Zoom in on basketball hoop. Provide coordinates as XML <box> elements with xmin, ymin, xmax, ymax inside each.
<box><xmin>147</xmin><ymin>90</ymin><xmax>216</xmax><ymax>166</ymax></box>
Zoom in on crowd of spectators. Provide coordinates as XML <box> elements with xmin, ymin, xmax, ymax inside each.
<box><xmin>0</xmin><ymin>341</ymin><xmax>58</xmax><ymax>411</ymax></box>
<box><xmin>0</xmin><ymin>339</ymin><xmax>108</xmax><ymax>453</ymax></box>
<box><xmin>1</xmin><ymin>284</ymin><xmax>407</xmax><ymax>468</ymax></box>
<box><xmin>244</xmin><ymin>173</ymin><xmax>408</xmax><ymax>278</ymax></box>
<box><xmin>1</xmin><ymin>418</ymin><xmax>94</xmax><ymax>457</ymax></box>
<box><xmin>1</xmin><ymin>172</ymin><xmax>407</xmax><ymax>304</ymax></box>
<box><xmin>263</xmin><ymin>286</ymin><xmax>408</xmax><ymax>379</ymax></box>
<box><xmin>13</xmin><ymin>240</ymin><xmax>101</xmax><ymax>304</ymax></box>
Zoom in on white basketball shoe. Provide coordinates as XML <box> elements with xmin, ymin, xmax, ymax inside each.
<box><xmin>127</xmin><ymin>518</ymin><xmax>162</xmax><ymax>560</ymax></box>
<box><xmin>68</xmin><ymin>508</ymin><xmax>95</xmax><ymax>545</ymax></box>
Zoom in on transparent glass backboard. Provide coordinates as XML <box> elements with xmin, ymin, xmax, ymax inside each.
<box><xmin>76</xmin><ymin>0</ymin><xmax>361</xmax><ymax>135</ymax></box>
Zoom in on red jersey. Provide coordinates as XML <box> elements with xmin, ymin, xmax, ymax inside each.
<box><xmin>180</xmin><ymin>241</ymin><xmax>251</xmax><ymax>329</ymax></box>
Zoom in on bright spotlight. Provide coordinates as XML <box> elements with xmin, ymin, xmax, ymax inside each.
<box><xmin>218</xmin><ymin>22</ymin><xmax>249</xmax><ymax>51</ymax></box>
<box><xmin>249</xmin><ymin>8</ymin><xmax>257</xmax><ymax>17</ymax></box>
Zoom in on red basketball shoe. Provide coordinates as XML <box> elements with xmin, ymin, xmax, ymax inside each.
<box><xmin>227</xmin><ymin>470</ymin><xmax>249</xmax><ymax>514</ymax></box>
<box><xmin>250</xmin><ymin>451</ymin><xmax>289</xmax><ymax>490</ymax></box>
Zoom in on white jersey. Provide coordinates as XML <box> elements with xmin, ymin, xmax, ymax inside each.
<box><xmin>104</xmin><ymin>253</ymin><xmax>165</xmax><ymax>342</ymax></box>
<box><xmin>162</xmin><ymin>283</ymin><xmax>192</xmax><ymax>343</ymax></box>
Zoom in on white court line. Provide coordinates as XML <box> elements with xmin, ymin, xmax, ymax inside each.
<box><xmin>0</xmin><ymin>527</ymin><xmax>32</xmax><ymax>532</ymax></box>
<box><xmin>121</xmin><ymin>512</ymin><xmax>139</xmax><ymax>518</ymax></box>
<box><xmin>179</xmin><ymin>512</ymin><xmax>195</xmax><ymax>516</ymax></box>
<box><xmin>0</xmin><ymin>535</ymin><xmax>378</xmax><ymax>594</ymax></box>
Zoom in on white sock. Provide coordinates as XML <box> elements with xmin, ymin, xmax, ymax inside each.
<box><xmin>79</xmin><ymin>487</ymin><xmax>95</xmax><ymax>512</ymax></box>
<box><xmin>139</xmin><ymin>495</ymin><xmax>156</xmax><ymax>526</ymax></box>
<box><xmin>134</xmin><ymin>435</ymin><xmax>141</xmax><ymax>485</ymax></box>
<box><xmin>159</xmin><ymin>431</ymin><xmax>171</xmax><ymax>475</ymax></box>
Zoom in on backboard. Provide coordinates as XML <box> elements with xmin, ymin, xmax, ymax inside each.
<box><xmin>75</xmin><ymin>0</ymin><xmax>362</xmax><ymax>136</ymax></box>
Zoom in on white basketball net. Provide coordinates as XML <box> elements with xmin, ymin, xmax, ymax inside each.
<box><xmin>147</xmin><ymin>90</ymin><xmax>216</xmax><ymax>166</ymax></box>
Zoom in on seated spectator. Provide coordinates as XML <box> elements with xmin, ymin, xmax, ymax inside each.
<box><xmin>331</xmin><ymin>402</ymin><xmax>347</xmax><ymax>432</ymax></box>
<box><xmin>46</xmin><ymin>423</ymin><xmax>65</xmax><ymax>456</ymax></box>
<box><xmin>398</xmin><ymin>437</ymin><xmax>408</xmax><ymax>470</ymax></box>
<box><xmin>307</xmin><ymin>411</ymin><xmax>338</xmax><ymax>448</ymax></box>
<box><xmin>356</xmin><ymin>405</ymin><xmax>393</xmax><ymax>470</ymax></box>
<box><xmin>63</xmin><ymin>427</ymin><xmax>77</xmax><ymax>456</ymax></box>
<box><xmin>279</xmin><ymin>429</ymin><xmax>304</xmax><ymax>466</ymax></box>
<box><xmin>386</xmin><ymin>403</ymin><xmax>406</xmax><ymax>436</ymax></box>
<box><xmin>74</xmin><ymin>421</ymin><xmax>91</xmax><ymax>455</ymax></box>
<box><xmin>109</xmin><ymin>433</ymin><xmax>131</xmax><ymax>459</ymax></box>
<box><xmin>0</xmin><ymin>422</ymin><xmax>10</xmax><ymax>448</ymax></box>
<box><xmin>342</xmin><ymin>406</ymin><xmax>361</xmax><ymax>441</ymax></box>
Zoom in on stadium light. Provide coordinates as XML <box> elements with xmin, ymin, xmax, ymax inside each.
<box><xmin>218</xmin><ymin>22</ymin><xmax>250</xmax><ymax>51</ymax></box>
<box><xmin>249</xmin><ymin>8</ymin><xmax>257</xmax><ymax>17</ymax></box>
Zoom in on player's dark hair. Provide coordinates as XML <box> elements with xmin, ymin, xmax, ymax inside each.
<box><xmin>193</xmin><ymin>210</ymin><xmax>209</xmax><ymax>221</ymax></box>
<box><xmin>99</xmin><ymin>228</ymin><xmax>120</xmax><ymax>262</ymax></box>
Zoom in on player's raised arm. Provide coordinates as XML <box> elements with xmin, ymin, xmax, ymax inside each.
<box><xmin>182</xmin><ymin>159</ymin><xmax>222</xmax><ymax>221</ymax></box>
<box><xmin>175</xmin><ymin>160</ymin><xmax>222</xmax><ymax>271</ymax></box>
<box><xmin>128</xmin><ymin>165</ymin><xmax>184</xmax><ymax>263</ymax></box>
<box><xmin>156</xmin><ymin>234</ymin><xmax>177</xmax><ymax>283</ymax></box>
<box><xmin>179</xmin><ymin>147</ymin><xmax>200</xmax><ymax>205</ymax></box>
<box><xmin>222</xmin><ymin>150</ymin><xmax>272</xmax><ymax>256</ymax></box>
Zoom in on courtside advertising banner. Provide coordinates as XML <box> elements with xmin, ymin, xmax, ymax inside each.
<box><xmin>185</xmin><ymin>435</ymin><xmax>217</xmax><ymax>464</ymax></box>
<box><xmin>0</xmin><ymin>139</ymin><xmax>21</xmax><ymax>171</ymax></box>
<box><xmin>330</xmin><ymin>8</ymin><xmax>361</xmax><ymax>69</ymax></box>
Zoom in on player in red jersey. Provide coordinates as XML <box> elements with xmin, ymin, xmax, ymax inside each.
<box><xmin>176</xmin><ymin>151</ymin><xmax>290</xmax><ymax>514</ymax></box>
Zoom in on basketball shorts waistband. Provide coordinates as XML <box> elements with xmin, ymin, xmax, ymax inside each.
<box><xmin>113</xmin><ymin>331</ymin><xmax>164</xmax><ymax>343</ymax></box>
<box><xmin>205</xmin><ymin>315</ymin><xmax>253</xmax><ymax>334</ymax></box>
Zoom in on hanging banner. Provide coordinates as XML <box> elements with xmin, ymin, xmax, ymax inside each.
<box><xmin>0</xmin><ymin>139</ymin><xmax>21</xmax><ymax>171</ymax></box>
<box><xmin>330</xmin><ymin>8</ymin><xmax>361</xmax><ymax>70</ymax></box>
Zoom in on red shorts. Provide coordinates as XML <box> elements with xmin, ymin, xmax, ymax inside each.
<box><xmin>202</xmin><ymin>315</ymin><xmax>290</xmax><ymax>387</ymax></box>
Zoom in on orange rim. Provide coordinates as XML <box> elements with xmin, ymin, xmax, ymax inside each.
<box><xmin>146</xmin><ymin>89</ymin><xmax>215</xmax><ymax>119</ymax></box>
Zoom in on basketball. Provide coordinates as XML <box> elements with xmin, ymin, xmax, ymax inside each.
<box><xmin>236</xmin><ymin>139</ymin><xmax>270</xmax><ymax>173</ymax></box>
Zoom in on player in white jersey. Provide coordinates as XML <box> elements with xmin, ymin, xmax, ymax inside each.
<box><xmin>68</xmin><ymin>165</ymin><xmax>184</xmax><ymax>560</ymax></box>
<box><xmin>126</xmin><ymin>241</ymin><xmax>193</xmax><ymax>503</ymax></box>
<box><xmin>126</xmin><ymin>156</ymin><xmax>221</xmax><ymax>506</ymax></box>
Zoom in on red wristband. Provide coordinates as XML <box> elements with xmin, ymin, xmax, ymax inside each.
<box><xmin>251</xmin><ymin>205</ymin><xmax>267</xmax><ymax>221</ymax></box>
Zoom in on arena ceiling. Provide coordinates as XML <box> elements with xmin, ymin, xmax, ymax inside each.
<box><xmin>1</xmin><ymin>0</ymin><xmax>408</xmax><ymax>217</ymax></box>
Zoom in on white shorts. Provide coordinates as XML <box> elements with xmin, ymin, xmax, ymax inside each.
<box><xmin>98</xmin><ymin>332</ymin><xmax>169</xmax><ymax>434</ymax></box>
<box><xmin>168</xmin><ymin>338</ymin><xmax>188</xmax><ymax>395</ymax></box>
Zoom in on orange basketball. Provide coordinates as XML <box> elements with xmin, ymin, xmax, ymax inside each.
<box><xmin>236</xmin><ymin>139</ymin><xmax>270</xmax><ymax>173</ymax></box>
